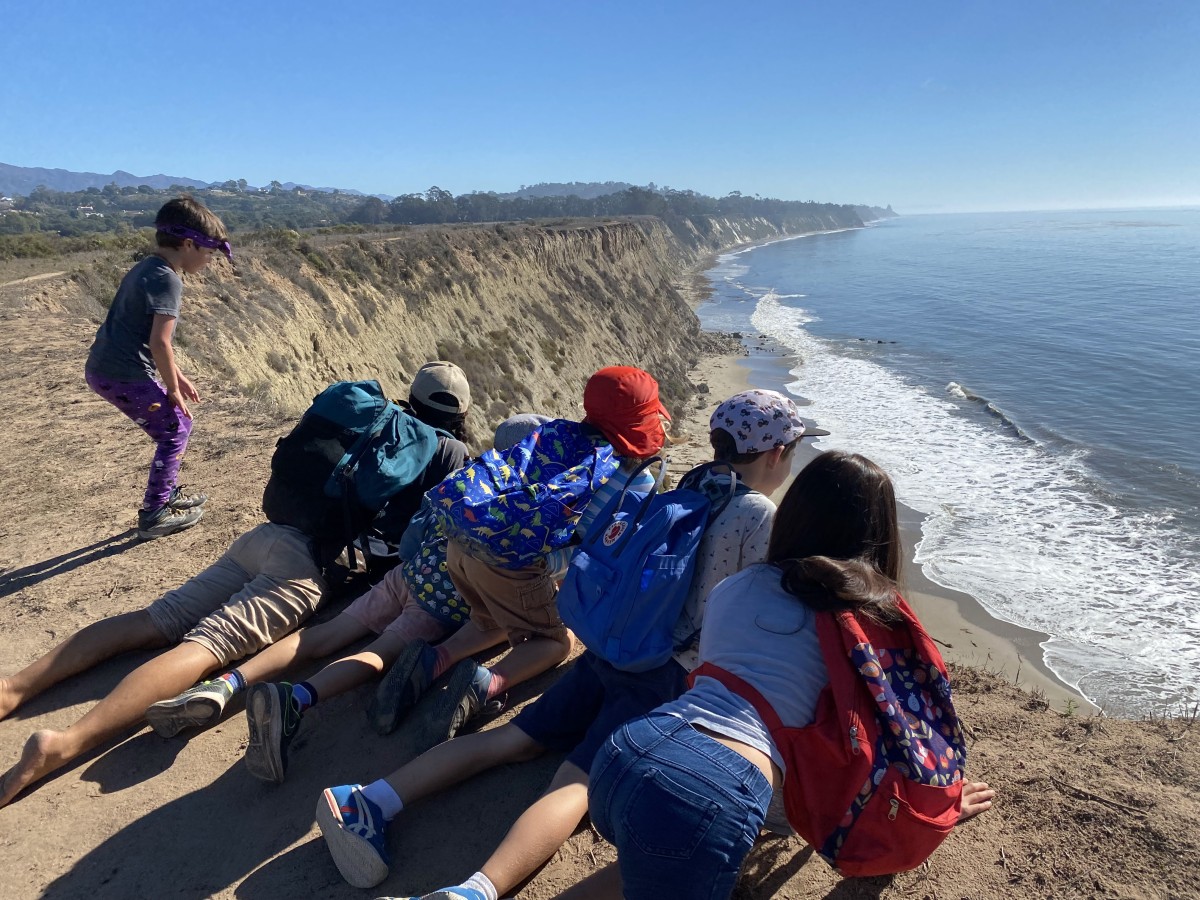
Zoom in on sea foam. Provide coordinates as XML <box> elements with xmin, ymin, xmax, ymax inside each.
<box><xmin>751</xmin><ymin>293</ymin><xmax>1200</xmax><ymax>714</ymax></box>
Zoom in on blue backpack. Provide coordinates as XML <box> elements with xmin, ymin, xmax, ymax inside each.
<box><xmin>557</xmin><ymin>460</ymin><xmax>740</xmax><ymax>672</ymax></box>
<box><xmin>262</xmin><ymin>380</ymin><xmax>440</xmax><ymax>563</ymax></box>
<box><xmin>429</xmin><ymin>419</ymin><xmax>618</xmax><ymax>570</ymax></box>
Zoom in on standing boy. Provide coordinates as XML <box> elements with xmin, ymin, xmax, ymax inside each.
<box><xmin>85</xmin><ymin>197</ymin><xmax>231</xmax><ymax>538</ymax></box>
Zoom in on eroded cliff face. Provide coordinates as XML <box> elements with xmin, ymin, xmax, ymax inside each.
<box><xmin>28</xmin><ymin>212</ymin><xmax>864</xmax><ymax>446</ymax></box>
<box><xmin>179</xmin><ymin>220</ymin><xmax>708</xmax><ymax>444</ymax></box>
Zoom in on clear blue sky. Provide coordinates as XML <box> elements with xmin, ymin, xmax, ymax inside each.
<box><xmin>2</xmin><ymin>1</ymin><xmax>1197</xmax><ymax>213</ymax></box>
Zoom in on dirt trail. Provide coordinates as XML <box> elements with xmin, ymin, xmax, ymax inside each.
<box><xmin>0</xmin><ymin>270</ymin><xmax>67</xmax><ymax>288</ymax></box>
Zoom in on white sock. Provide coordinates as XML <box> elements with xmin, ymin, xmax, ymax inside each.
<box><xmin>459</xmin><ymin>872</ymin><xmax>498</xmax><ymax>900</ymax></box>
<box><xmin>360</xmin><ymin>778</ymin><xmax>405</xmax><ymax>820</ymax></box>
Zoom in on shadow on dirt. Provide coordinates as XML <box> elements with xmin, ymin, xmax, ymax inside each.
<box><xmin>0</xmin><ymin>530</ymin><xmax>140</xmax><ymax>599</ymax></box>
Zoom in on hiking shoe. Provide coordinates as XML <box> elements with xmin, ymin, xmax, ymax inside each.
<box><xmin>316</xmin><ymin>783</ymin><xmax>390</xmax><ymax>888</ymax></box>
<box><xmin>368</xmin><ymin>639</ymin><xmax>437</xmax><ymax>735</ymax></box>
<box><xmin>137</xmin><ymin>503</ymin><xmax>203</xmax><ymax>540</ymax></box>
<box><xmin>245</xmin><ymin>682</ymin><xmax>303</xmax><ymax>784</ymax></box>
<box><xmin>438</xmin><ymin>661</ymin><xmax>505</xmax><ymax>743</ymax></box>
<box><xmin>166</xmin><ymin>485</ymin><xmax>209</xmax><ymax>510</ymax></box>
<box><xmin>145</xmin><ymin>679</ymin><xmax>234</xmax><ymax>737</ymax></box>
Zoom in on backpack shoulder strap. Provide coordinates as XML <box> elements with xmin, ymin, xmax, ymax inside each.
<box><xmin>689</xmin><ymin>662</ymin><xmax>786</xmax><ymax>733</ymax></box>
<box><xmin>677</xmin><ymin>462</ymin><xmax>744</xmax><ymax>523</ymax></box>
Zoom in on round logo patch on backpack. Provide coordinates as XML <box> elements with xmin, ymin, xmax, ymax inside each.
<box><xmin>602</xmin><ymin>520</ymin><xmax>628</xmax><ymax>547</ymax></box>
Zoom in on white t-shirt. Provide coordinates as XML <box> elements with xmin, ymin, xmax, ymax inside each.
<box><xmin>671</xmin><ymin>471</ymin><xmax>775</xmax><ymax>671</ymax></box>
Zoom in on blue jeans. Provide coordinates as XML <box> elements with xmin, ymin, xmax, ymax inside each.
<box><xmin>513</xmin><ymin>651</ymin><xmax>687</xmax><ymax>772</ymax></box>
<box><xmin>588</xmin><ymin>712</ymin><xmax>772</xmax><ymax>900</ymax></box>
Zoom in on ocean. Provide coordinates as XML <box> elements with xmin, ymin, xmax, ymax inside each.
<box><xmin>698</xmin><ymin>209</ymin><xmax>1200</xmax><ymax>715</ymax></box>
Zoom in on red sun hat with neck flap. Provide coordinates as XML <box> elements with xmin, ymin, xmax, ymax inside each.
<box><xmin>583</xmin><ymin>366</ymin><xmax>671</xmax><ymax>457</ymax></box>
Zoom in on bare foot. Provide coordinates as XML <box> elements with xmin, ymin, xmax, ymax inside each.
<box><xmin>959</xmin><ymin>780</ymin><xmax>996</xmax><ymax>822</ymax></box>
<box><xmin>0</xmin><ymin>730</ymin><xmax>67</xmax><ymax>808</ymax></box>
<box><xmin>0</xmin><ymin>676</ymin><xmax>23</xmax><ymax>722</ymax></box>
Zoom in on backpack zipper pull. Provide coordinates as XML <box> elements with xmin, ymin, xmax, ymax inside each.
<box><xmin>888</xmin><ymin>799</ymin><xmax>899</xmax><ymax>821</ymax></box>
<box><xmin>849</xmin><ymin>724</ymin><xmax>860</xmax><ymax>754</ymax></box>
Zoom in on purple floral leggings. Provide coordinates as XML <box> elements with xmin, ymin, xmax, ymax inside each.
<box><xmin>86</xmin><ymin>370</ymin><xmax>193</xmax><ymax>511</ymax></box>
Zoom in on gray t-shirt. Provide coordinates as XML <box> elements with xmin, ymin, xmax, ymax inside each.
<box><xmin>658</xmin><ymin>563</ymin><xmax>828</xmax><ymax>766</ymax></box>
<box><xmin>86</xmin><ymin>255</ymin><xmax>183</xmax><ymax>380</ymax></box>
<box><xmin>657</xmin><ymin>563</ymin><xmax>828</xmax><ymax>834</ymax></box>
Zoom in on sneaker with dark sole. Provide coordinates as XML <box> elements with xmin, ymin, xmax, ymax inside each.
<box><xmin>377</xmin><ymin>888</ymin><xmax>488</xmax><ymax>900</ymax></box>
<box><xmin>436</xmin><ymin>660</ymin><xmax>505</xmax><ymax>743</ymax></box>
<box><xmin>368</xmin><ymin>639</ymin><xmax>437</xmax><ymax>735</ymax></box>
<box><xmin>245</xmin><ymin>682</ymin><xmax>302</xmax><ymax>784</ymax></box>
<box><xmin>145</xmin><ymin>679</ymin><xmax>235</xmax><ymax>737</ymax></box>
<box><xmin>167</xmin><ymin>485</ymin><xmax>209</xmax><ymax>509</ymax></box>
<box><xmin>316</xmin><ymin>783</ymin><xmax>390</xmax><ymax>888</ymax></box>
<box><xmin>137</xmin><ymin>503</ymin><xmax>204</xmax><ymax>540</ymax></box>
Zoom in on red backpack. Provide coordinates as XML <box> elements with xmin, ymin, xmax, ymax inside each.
<box><xmin>690</xmin><ymin>596</ymin><xmax>966</xmax><ymax>877</ymax></box>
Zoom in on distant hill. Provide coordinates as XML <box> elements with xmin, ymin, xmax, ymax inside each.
<box><xmin>494</xmin><ymin>181</ymin><xmax>640</xmax><ymax>200</ymax></box>
<box><xmin>855</xmin><ymin>203</ymin><xmax>899</xmax><ymax>221</ymax></box>
<box><xmin>276</xmin><ymin>182</ymin><xmax>375</xmax><ymax>198</ymax></box>
<box><xmin>0</xmin><ymin>163</ymin><xmax>210</xmax><ymax>196</ymax></box>
<box><xmin>0</xmin><ymin>163</ymin><xmax>381</xmax><ymax>200</ymax></box>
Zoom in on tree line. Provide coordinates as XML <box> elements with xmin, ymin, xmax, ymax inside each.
<box><xmin>0</xmin><ymin>182</ymin><xmax>886</xmax><ymax>258</ymax></box>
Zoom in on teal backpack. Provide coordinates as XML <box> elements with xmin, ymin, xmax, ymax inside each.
<box><xmin>262</xmin><ymin>380</ymin><xmax>440</xmax><ymax>565</ymax></box>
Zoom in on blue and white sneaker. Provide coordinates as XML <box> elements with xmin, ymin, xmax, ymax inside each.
<box><xmin>376</xmin><ymin>889</ymin><xmax>488</xmax><ymax>900</ymax></box>
<box><xmin>316</xmin><ymin>783</ymin><xmax>390</xmax><ymax>888</ymax></box>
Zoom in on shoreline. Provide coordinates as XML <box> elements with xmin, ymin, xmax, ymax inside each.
<box><xmin>675</xmin><ymin>255</ymin><xmax>1092</xmax><ymax>712</ymax></box>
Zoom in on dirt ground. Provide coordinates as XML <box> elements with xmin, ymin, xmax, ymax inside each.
<box><xmin>1</xmin><ymin>273</ymin><xmax>1199</xmax><ymax>900</ymax></box>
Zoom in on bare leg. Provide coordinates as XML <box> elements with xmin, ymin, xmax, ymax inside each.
<box><xmin>959</xmin><ymin>780</ymin><xmax>995</xmax><ymax>821</ymax></box>
<box><xmin>480</xmin><ymin>761</ymin><xmax>589</xmax><ymax>896</ymax></box>
<box><xmin>384</xmin><ymin>722</ymin><xmax>543</xmax><ymax>806</ymax></box>
<box><xmin>0</xmin><ymin>610</ymin><xmax>168</xmax><ymax>721</ymax></box>
<box><xmin>429</xmin><ymin>619</ymin><xmax>513</xmax><ymax>677</ymax></box>
<box><xmin>486</xmin><ymin>631</ymin><xmax>573</xmax><ymax>690</ymax></box>
<box><xmin>306</xmin><ymin>631</ymin><xmax>410</xmax><ymax>700</ymax></box>
<box><xmin>231</xmin><ymin>613</ymin><xmax>374</xmax><ymax>687</ymax></box>
<box><xmin>0</xmin><ymin>640</ymin><xmax>219</xmax><ymax>807</ymax></box>
<box><xmin>299</xmin><ymin>613</ymin><xmax>505</xmax><ymax>704</ymax></box>
<box><xmin>553</xmin><ymin>862</ymin><xmax>623</xmax><ymax>900</ymax></box>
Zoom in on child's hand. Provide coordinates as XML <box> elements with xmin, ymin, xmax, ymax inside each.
<box><xmin>958</xmin><ymin>780</ymin><xmax>995</xmax><ymax>822</ymax></box>
<box><xmin>167</xmin><ymin>389</ymin><xmax>193</xmax><ymax>420</ymax></box>
<box><xmin>178</xmin><ymin>373</ymin><xmax>201</xmax><ymax>404</ymax></box>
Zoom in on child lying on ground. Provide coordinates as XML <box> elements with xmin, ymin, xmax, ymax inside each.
<box><xmin>360</xmin><ymin>367</ymin><xmax>675</xmax><ymax>757</ymax></box>
<box><xmin>315</xmin><ymin>390</ymin><xmax>820</xmax><ymax>897</ymax></box>
<box><xmin>0</xmin><ymin>363</ymin><xmax>471</xmax><ymax>808</ymax></box>
<box><xmin>143</xmin><ymin>415</ymin><xmax>549</xmax><ymax>783</ymax></box>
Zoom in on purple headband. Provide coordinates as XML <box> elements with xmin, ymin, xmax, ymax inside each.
<box><xmin>156</xmin><ymin>223</ymin><xmax>233</xmax><ymax>261</ymax></box>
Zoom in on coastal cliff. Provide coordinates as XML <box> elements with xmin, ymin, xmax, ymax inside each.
<box><xmin>40</xmin><ymin>211</ymin><xmax>869</xmax><ymax>440</ymax></box>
